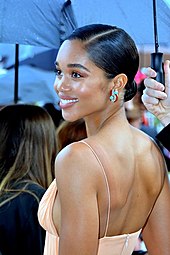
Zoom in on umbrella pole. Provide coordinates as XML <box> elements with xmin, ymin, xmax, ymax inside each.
<box><xmin>151</xmin><ymin>0</ymin><xmax>164</xmax><ymax>84</ymax></box>
<box><xmin>153</xmin><ymin>0</ymin><xmax>159</xmax><ymax>53</ymax></box>
<box><xmin>14</xmin><ymin>43</ymin><xmax>19</xmax><ymax>104</ymax></box>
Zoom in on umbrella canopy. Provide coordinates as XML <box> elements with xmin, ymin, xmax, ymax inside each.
<box><xmin>0</xmin><ymin>65</ymin><xmax>58</xmax><ymax>105</ymax></box>
<box><xmin>1</xmin><ymin>0</ymin><xmax>170</xmax><ymax>104</ymax></box>
<box><xmin>0</xmin><ymin>0</ymin><xmax>77</xmax><ymax>104</ymax></box>
<box><xmin>72</xmin><ymin>0</ymin><xmax>170</xmax><ymax>51</ymax></box>
<box><xmin>0</xmin><ymin>0</ymin><xmax>77</xmax><ymax>48</ymax></box>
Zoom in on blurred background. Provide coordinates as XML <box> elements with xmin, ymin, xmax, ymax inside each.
<box><xmin>0</xmin><ymin>0</ymin><xmax>170</xmax><ymax>106</ymax></box>
<box><xmin>0</xmin><ymin>1</ymin><xmax>170</xmax><ymax>155</ymax></box>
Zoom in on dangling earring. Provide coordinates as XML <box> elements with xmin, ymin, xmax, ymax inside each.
<box><xmin>109</xmin><ymin>89</ymin><xmax>119</xmax><ymax>102</ymax></box>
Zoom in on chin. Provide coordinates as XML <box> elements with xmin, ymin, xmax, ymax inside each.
<box><xmin>62</xmin><ymin>112</ymin><xmax>80</xmax><ymax>122</ymax></box>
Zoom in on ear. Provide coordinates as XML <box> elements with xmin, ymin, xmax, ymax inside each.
<box><xmin>112</xmin><ymin>74</ymin><xmax>128</xmax><ymax>90</ymax></box>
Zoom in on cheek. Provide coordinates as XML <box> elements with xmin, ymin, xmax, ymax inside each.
<box><xmin>78</xmin><ymin>80</ymin><xmax>104</xmax><ymax>98</ymax></box>
<box><xmin>78</xmin><ymin>87</ymin><xmax>92</xmax><ymax>98</ymax></box>
<box><xmin>80</xmin><ymin>85</ymin><xmax>108</xmax><ymax>108</ymax></box>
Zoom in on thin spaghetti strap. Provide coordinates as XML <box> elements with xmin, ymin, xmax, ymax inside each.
<box><xmin>80</xmin><ymin>140</ymin><xmax>110</xmax><ymax>237</ymax></box>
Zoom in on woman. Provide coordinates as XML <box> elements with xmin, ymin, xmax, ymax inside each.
<box><xmin>38</xmin><ymin>24</ymin><xmax>170</xmax><ymax>255</ymax></box>
<box><xmin>0</xmin><ymin>104</ymin><xmax>57</xmax><ymax>255</ymax></box>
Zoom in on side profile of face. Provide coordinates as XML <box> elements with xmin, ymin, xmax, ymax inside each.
<box><xmin>54</xmin><ymin>40</ymin><xmax>113</xmax><ymax>122</ymax></box>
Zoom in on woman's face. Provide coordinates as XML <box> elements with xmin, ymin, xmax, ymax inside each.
<box><xmin>54</xmin><ymin>40</ymin><xmax>111</xmax><ymax>122</ymax></box>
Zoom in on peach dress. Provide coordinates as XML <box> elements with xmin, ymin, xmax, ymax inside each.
<box><xmin>38</xmin><ymin>141</ymin><xmax>141</xmax><ymax>255</ymax></box>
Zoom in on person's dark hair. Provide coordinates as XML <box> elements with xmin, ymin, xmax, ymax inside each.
<box><xmin>67</xmin><ymin>24</ymin><xmax>139</xmax><ymax>101</ymax></box>
<box><xmin>43</xmin><ymin>103</ymin><xmax>63</xmax><ymax>128</ymax></box>
<box><xmin>0</xmin><ymin>104</ymin><xmax>57</xmax><ymax>203</ymax></box>
<box><xmin>56</xmin><ymin>119</ymin><xmax>87</xmax><ymax>153</ymax></box>
<box><xmin>137</xmin><ymin>79</ymin><xmax>145</xmax><ymax>104</ymax></box>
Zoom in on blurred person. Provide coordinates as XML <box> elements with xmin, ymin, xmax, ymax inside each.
<box><xmin>56</xmin><ymin>118</ymin><xmax>87</xmax><ymax>152</ymax></box>
<box><xmin>43</xmin><ymin>103</ymin><xmax>63</xmax><ymax>128</ymax></box>
<box><xmin>125</xmin><ymin>98</ymin><xmax>158</xmax><ymax>141</ymax></box>
<box><xmin>38</xmin><ymin>24</ymin><xmax>170</xmax><ymax>255</ymax></box>
<box><xmin>0</xmin><ymin>104</ymin><xmax>57</xmax><ymax>255</ymax></box>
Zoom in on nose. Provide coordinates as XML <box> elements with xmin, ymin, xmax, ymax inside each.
<box><xmin>54</xmin><ymin>76</ymin><xmax>71</xmax><ymax>94</ymax></box>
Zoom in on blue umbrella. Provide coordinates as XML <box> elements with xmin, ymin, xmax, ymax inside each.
<box><xmin>0</xmin><ymin>0</ymin><xmax>77</xmax><ymax>48</ymax></box>
<box><xmin>0</xmin><ymin>65</ymin><xmax>59</xmax><ymax>106</ymax></box>
<box><xmin>0</xmin><ymin>0</ymin><xmax>77</xmax><ymax>103</ymax></box>
<box><xmin>72</xmin><ymin>0</ymin><xmax>170</xmax><ymax>84</ymax></box>
<box><xmin>72</xmin><ymin>0</ymin><xmax>170</xmax><ymax>49</ymax></box>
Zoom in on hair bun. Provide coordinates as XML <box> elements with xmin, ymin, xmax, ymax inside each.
<box><xmin>124</xmin><ymin>80</ymin><xmax>137</xmax><ymax>102</ymax></box>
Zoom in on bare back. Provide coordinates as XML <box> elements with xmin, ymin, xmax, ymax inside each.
<box><xmin>82</xmin><ymin>125</ymin><xmax>165</xmax><ymax>237</ymax></box>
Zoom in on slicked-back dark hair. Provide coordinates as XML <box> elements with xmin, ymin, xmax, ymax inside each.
<box><xmin>67</xmin><ymin>24</ymin><xmax>139</xmax><ymax>101</ymax></box>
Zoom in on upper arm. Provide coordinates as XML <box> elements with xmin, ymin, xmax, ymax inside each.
<box><xmin>55</xmin><ymin>143</ymin><xmax>99</xmax><ymax>255</ymax></box>
<box><xmin>142</xmin><ymin>164</ymin><xmax>170</xmax><ymax>255</ymax></box>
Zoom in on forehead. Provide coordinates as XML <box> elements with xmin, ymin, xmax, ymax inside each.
<box><xmin>56</xmin><ymin>40</ymin><xmax>90</xmax><ymax>65</ymax></box>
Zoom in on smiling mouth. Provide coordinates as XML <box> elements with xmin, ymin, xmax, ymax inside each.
<box><xmin>60</xmin><ymin>99</ymin><xmax>79</xmax><ymax>105</ymax></box>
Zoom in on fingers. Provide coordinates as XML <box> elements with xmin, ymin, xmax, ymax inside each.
<box><xmin>141</xmin><ymin>62</ymin><xmax>169</xmax><ymax>105</ymax></box>
<box><xmin>141</xmin><ymin>92</ymin><xmax>159</xmax><ymax>105</ymax></box>
<box><xmin>142</xmin><ymin>87</ymin><xmax>167</xmax><ymax>101</ymax></box>
<box><xmin>141</xmin><ymin>67</ymin><xmax>157</xmax><ymax>78</ymax></box>
<box><xmin>164</xmin><ymin>60</ymin><xmax>170</xmax><ymax>75</ymax></box>
<box><xmin>142</xmin><ymin>67</ymin><xmax>165</xmax><ymax>91</ymax></box>
<box><xmin>164</xmin><ymin>60</ymin><xmax>170</xmax><ymax>95</ymax></box>
<box><xmin>144</xmin><ymin>77</ymin><xmax>165</xmax><ymax>91</ymax></box>
<box><xmin>141</xmin><ymin>61</ymin><xmax>170</xmax><ymax>126</ymax></box>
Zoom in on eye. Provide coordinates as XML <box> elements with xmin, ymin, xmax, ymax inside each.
<box><xmin>54</xmin><ymin>68</ymin><xmax>63</xmax><ymax>77</ymax></box>
<box><xmin>72</xmin><ymin>71</ymin><xmax>82</xmax><ymax>78</ymax></box>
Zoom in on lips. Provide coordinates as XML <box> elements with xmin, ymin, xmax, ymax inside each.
<box><xmin>60</xmin><ymin>98</ymin><xmax>79</xmax><ymax>105</ymax></box>
<box><xmin>59</xmin><ymin>97</ymin><xmax>79</xmax><ymax>109</ymax></box>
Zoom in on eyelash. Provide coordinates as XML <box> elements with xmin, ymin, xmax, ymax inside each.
<box><xmin>54</xmin><ymin>68</ymin><xmax>83</xmax><ymax>79</ymax></box>
<box><xmin>72</xmin><ymin>71</ymin><xmax>82</xmax><ymax>78</ymax></box>
<box><xmin>54</xmin><ymin>68</ymin><xmax>62</xmax><ymax>76</ymax></box>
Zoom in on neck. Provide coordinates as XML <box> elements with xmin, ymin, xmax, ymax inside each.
<box><xmin>85</xmin><ymin>107</ymin><xmax>127</xmax><ymax>136</ymax></box>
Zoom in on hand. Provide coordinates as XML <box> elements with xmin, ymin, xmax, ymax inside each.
<box><xmin>141</xmin><ymin>60</ymin><xmax>170</xmax><ymax>126</ymax></box>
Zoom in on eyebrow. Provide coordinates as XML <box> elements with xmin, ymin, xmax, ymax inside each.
<box><xmin>55</xmin><ymin>61</ymin><xmax>90</xmax><ymax>73</ymax></box>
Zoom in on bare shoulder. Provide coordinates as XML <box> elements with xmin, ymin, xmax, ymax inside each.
<box><xmin>55</xmin><ymin>140</ymin><xmax>101</xmax><ymax>185</ymax></box>
<box><xmin>55</xmin><ymin>141</ymin><xmax>86</xmax><ymax>167</ymax></box>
